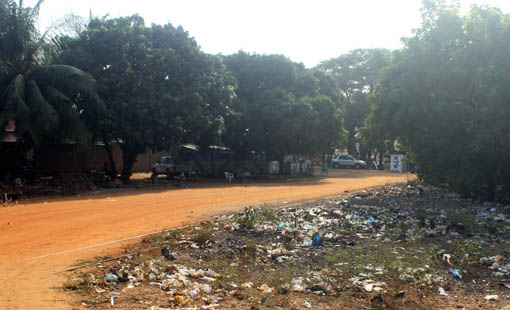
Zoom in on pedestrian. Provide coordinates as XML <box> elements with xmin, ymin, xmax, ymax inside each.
<box><xmin>177</xmin><ymin>172</ymin><xmax>187</xmax><ymax>188</ymax></box>
<box><xmin>151</xmin><ymin>167</ymin><xmax>159</xmax><ymax>184</ymax></box>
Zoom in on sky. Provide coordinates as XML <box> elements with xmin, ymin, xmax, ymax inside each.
<box><xmin>29</xmin><ymin>0</ymin><xmax>510</xmax><ymax>68</ymax></box>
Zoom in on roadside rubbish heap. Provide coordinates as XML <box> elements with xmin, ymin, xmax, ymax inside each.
<box><xmin>70</xmin><ymin>183</ymin><xmax>510</xmax><ymax>309</ymax></box>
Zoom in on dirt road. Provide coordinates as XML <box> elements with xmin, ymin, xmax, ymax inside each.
<box><xmin>0</xmin><ymin>170</ymin><xmax>411</xmax><ymax>309</ymax></box>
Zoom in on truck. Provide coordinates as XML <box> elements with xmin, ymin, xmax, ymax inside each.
<box><xmin>152</xmin><ymin>156</ymin><xmax>197</xmax><ymax>179</ymax></box>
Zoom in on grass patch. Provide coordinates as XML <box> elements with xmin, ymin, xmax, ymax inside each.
<box><xmin>265</xmin><ymin>265</ymin><xmax>301</xmax><ymax>288</ymax></box>
<box><xmin>445</xmin><ymin>208</ymin><xmax>482</xmax><ymax>234</ymax></box>
<box><xmin>62</xmin><ymin>271</ymin><xmax>94</xmax><ymax>293</ymax></box>
<box><xmin>191</xmin><ymin>223</ymin><xmax>215</xmax><ymax>245</ymax></box>
<box><xmin>236</xmin><ymin>207</ymin><xmax>280</xmax><ymax>229</ymax></box>
<box><xmin>326</xmin><ymin>240</ymin><xmax>439</xmax><ymax>288</ymax></box>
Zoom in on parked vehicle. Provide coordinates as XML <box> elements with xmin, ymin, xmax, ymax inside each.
<box><xmin>331</xmin><ymin>154</ymin><xmax>367</xmax><ymax>169</ymax></box>
<box><xmin>152</xmin><ymin>156</ymin><xmax>196</xmax><ymax>178</ymax></box>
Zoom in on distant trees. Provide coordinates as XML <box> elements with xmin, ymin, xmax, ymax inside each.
<box><xmin>0</xmin><ymin>2</ymin><xmax>346</xmax><ymax>183</ymax></box>
<box><xmin>317</xmin><ymin>48</ymin><xmax>391</xmax><ymax>161</ymax></box>
<box><xmin>7</xmin><ymin>0</ymin><xmax>509</xmax><ymax>201</ymax></box>
<box><xmin>223</xmin><ymin>52</ymin><xmax>344</xmax><ymax>160</ymax></box>
<box><xmin>367</xmin><ymin>1</ymin><xmax>510</xmax><ymax>199</ymax></box>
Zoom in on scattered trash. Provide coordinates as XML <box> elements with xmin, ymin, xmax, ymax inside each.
<box><xmin>439</xmin><ymin>287</ymin><xmax>448</xmax><ymax>296</ymax></box>
<box><xmin>161</xmin><ymin>246</ymin><xmax>178</xmax><ymax>260</ymax></box>
<box><xmin>105</xmin><ymin>274</ymin><xmax>119</xmax><ymax>282</ymax></box>
<box><xmin>312</xmin><ymin>235</ymin><xmax>323</xmax><ymax>246</ymax></box>
<box><xmin>68</xmin><ymin>183</ymin><xmax>510</xmax><ymax>309</ymax></box>
<box><xmin>395</xmin><ymin>290</ymin><xmax>405</xmax><ymax>298</ymax></box>
<box><xmin>189</xmin><ymin>288</ymin><xmax>200</xmax><ymax>298</ymax></box>
<box><xmin>365</xmin><ymin>218</ymin><xmax>375</xmax><ymax>224</ymax></box>
<box><xmin>449</xmin><ymin>269</ymin><xmax>462</xmax><ymax>279</ymax></box>
<box><xmin>484</xmin><ymin>295</ymin><xmax>499</xmax><ymax>301</ymax></box>
<box><xmin>290</xmin><ymin>278</ymin><xmax>306</xmax><ymax>292</ymax></box>
<box><xmin>241</xmin><ymin>282</ymin><xmax>253</xmax><ymax>289</ymax></box>
<box><xmin>303</xmin><ymin>237</ymin><xmax>312</xmax><ymax>247</ymax></box>
<box><xmin>443</xmin><ymin>254</ymin><xmax>452</xmax><ymax>265</ymax></box>
<box><xmin>364</xmin><ymin>283</ymin><xmax>374</xmax><ymax>292</ymax></box>
<box><xmin>171</xmin><ymin>295</ymin><xmax>184</xmax><ymax>304</ymax></box>
<box><xmin>228</xmin><ymin>281</ymin><xmax>238</xmax><ymax>288</ymax></box>
<box><xmin>257</xmin><ymin>284</ymin><xmax>273</xmax><ymax>294</ymax></box>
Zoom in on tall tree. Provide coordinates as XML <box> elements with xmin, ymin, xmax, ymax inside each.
<box><xmin>368</xmin><ymin>1</ymin><xmax>510</xmax><ymax>199</ymax></box>
<box><xmin>223</xmin><ymin>52</ymin><xmax>343</xmax><ymax>160</ymax></box>
<box><xmin>0</xmin><ymin>0</ymin><xmax>104</xmax><ymax>152</ymax></box>
<box><xmin>318</xmin><ymin>48</ymin><xmax>390</xmax><ymax>158</ymax></box>
<box><xmin>57</xmin><ymin>16</ymin><xmax>235</xmax><ymax>182</ymax></box>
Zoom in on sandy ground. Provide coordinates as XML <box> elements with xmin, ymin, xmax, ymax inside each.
<box><xmin>0</xmin><ymin>169</ymin><xmax>411</xmax><ymax>309</ymax></box>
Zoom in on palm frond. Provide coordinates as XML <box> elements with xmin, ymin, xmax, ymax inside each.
<box><xmin>26</xmin><ymin>79</ymin><xmax>59</xmax><ymax>135</ymax></box>
<box><xmin>35</xmin><ymin>64</ymin><xmax>96</xmax><ymax>95</ymax></box>
<box><xmin>0</xmin><ymin>0</ymin><xmax>45</xmax><ymax>70</ymax></box>
<box><xmin>0</xmin><ymin>74</ymin><xmax>29</xmax><ymax>119</ymax></box>
<box><xmin>35</xmin><ymin>64</ymin><xmax>106</xmax><ymax>116</ymax></box>
<box><xmin>40</xmin><ymin>82</ymin><xmax>89</xmax><ymax>142</ymax></box>
<box><xmin>30</xmin><ymin>0</ymin><xmax>44</xmax><ymax>17</ymax></box>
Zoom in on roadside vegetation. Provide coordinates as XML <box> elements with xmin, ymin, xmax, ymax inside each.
<box><xmin>1</xmin><ymin>0</ymin><xmax>509</xmax><ymax>198</ymax></box>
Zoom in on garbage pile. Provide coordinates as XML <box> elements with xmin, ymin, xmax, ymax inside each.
<box><xmin>49</xmin><ymin>173</ymin><xmax>96</xmax><ymax>194</ymax></box>
<box><xmin>69</xmin><ymin>183</ymin><xmax>510</xmax><ymax>309</ymax></box>
<box><xmin>1</xmin><ymin>173</ymin><xmax>99</xmax><ymax>204</ymax></box>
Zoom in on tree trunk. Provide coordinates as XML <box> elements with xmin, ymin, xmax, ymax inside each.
<box><xmin>347</xmin><ymin>129</ymin><xmax>357</xmax><ymax>157</ymax></box>
<box><xmin>359</xmin><ymin>144</ymin><xmax>368</xmax><ymax>162</ymax></box>
<box><xmin>120</xmin><ymin>148</ymin><xmax>138</xmax><ymax>184</ymax></box>
<box><xmin>104</xmin><ymin>143</ymin><xmax>117</xmax><ymax>179</ymax></box>
<box><xmin>377</xmin><ymin>147</ymin><xmax>384</xmax><ymax>166</ymax></box>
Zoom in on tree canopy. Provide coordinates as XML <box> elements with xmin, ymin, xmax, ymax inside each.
<box><xmin>4</xmin><ymin>0</ymin><xmax>509</xmax><ymax>201</ymax></box>
<box><xmin>57</xmin><ymin>15</ymin><xmax>235</xmax><ymax>182</ymax></box>
<box><xmin>368</xmin><ymin>2</ymin><xmax>510</xmax><ymax>199</ymax></box>
<box><xmin>223</xmin><ymin>52</ymin><xmax>344</xmax><ymax>160</ymax></box>
<box><xmin>317</xmin><ymin>48</ymin><xmax>391</xmax><ymax>159</ymax></box>
<box><xmin>0</xmin><ymin>0</ymin><xmax>104</xmax><ymax>151</ymax></box>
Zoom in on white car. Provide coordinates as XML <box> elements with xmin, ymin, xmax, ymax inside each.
<box><xmin>331</xmin><ymin>155</ymin><xmax>367</xmax><ymax>169</ymax></box>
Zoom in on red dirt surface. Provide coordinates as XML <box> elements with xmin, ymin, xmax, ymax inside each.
<box><xmin>0</xmin><ymin>170</ymin><xmax>411</xmax><ymax>309</ymax></box>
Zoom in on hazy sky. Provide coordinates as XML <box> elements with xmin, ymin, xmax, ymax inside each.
<box><xmin>29</xmin><ymin>0</ymin><xmax>510</xmax><ymax>68</ymax></box>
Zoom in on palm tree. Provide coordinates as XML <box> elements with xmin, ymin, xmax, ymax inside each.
<box><xmin>0</xmin><ymin>0</ymin><xmax>104</xmax><ymax>150</ymax></box>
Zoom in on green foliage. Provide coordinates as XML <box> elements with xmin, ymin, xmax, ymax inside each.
<box><xmin>0</xmin><ymin>0</ymin><xmax>104</xmax><ymax>152</ymax></box>
<box><xmin>325</xmin><ymin>241</ymin><xmax>438</xmax><ymax>285</ymax></box>
<box><xmin>191</xmin><ymin>223</ymin><xmax>215</xmax><ymax>245</ymax></box>
<box><xmin>368</xmin><ymin>1</ymin><xmax>510</xmax><ymax>199</ymax></box>
<box><xmin>441</xmin><ymin>239</ymin><xmax>485</xmax><ymax>267</ymax></box>
<box><xmin>26</xmin><ymin>79</ymin><xmax>59</xmax><ymax>135</ymax></box>
<box><xmin>223</xmin><ymin>52</ymin><xmax>344</xmax><ymax>159</ymax></box>
<box><xmin>235</xmin><ymin>207</ymin><xmax>280</xmax><ymax>229</ymax></box>
<box><xmin>318</xmin><ymin>48</ymin><xmax>391</xmax><ymax>158</ymax></box>
<box><xmin>57</xmin><ymin>15</ymin><xmax>235</xmax><ymax>182</ymax></box>
<box><xmin>445</xmin><ymin>208</ymin><xmax>481</xmax><ymax>234</ymax></box>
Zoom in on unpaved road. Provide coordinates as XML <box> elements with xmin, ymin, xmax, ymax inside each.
<box><xmin>0</xmin><ymin>170</ymin><xmax>411</xmax><ymax>309</ymax></box>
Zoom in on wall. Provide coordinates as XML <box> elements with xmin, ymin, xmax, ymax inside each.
<box><xmin>36</xmin><ymin>144</ymin><xmax>167</xmax><ymax>175</ymax></box>
<box><xmin>35</xmin><ymin>144</ymin><xmax>269</xmax><ymax>177</ymax></box>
